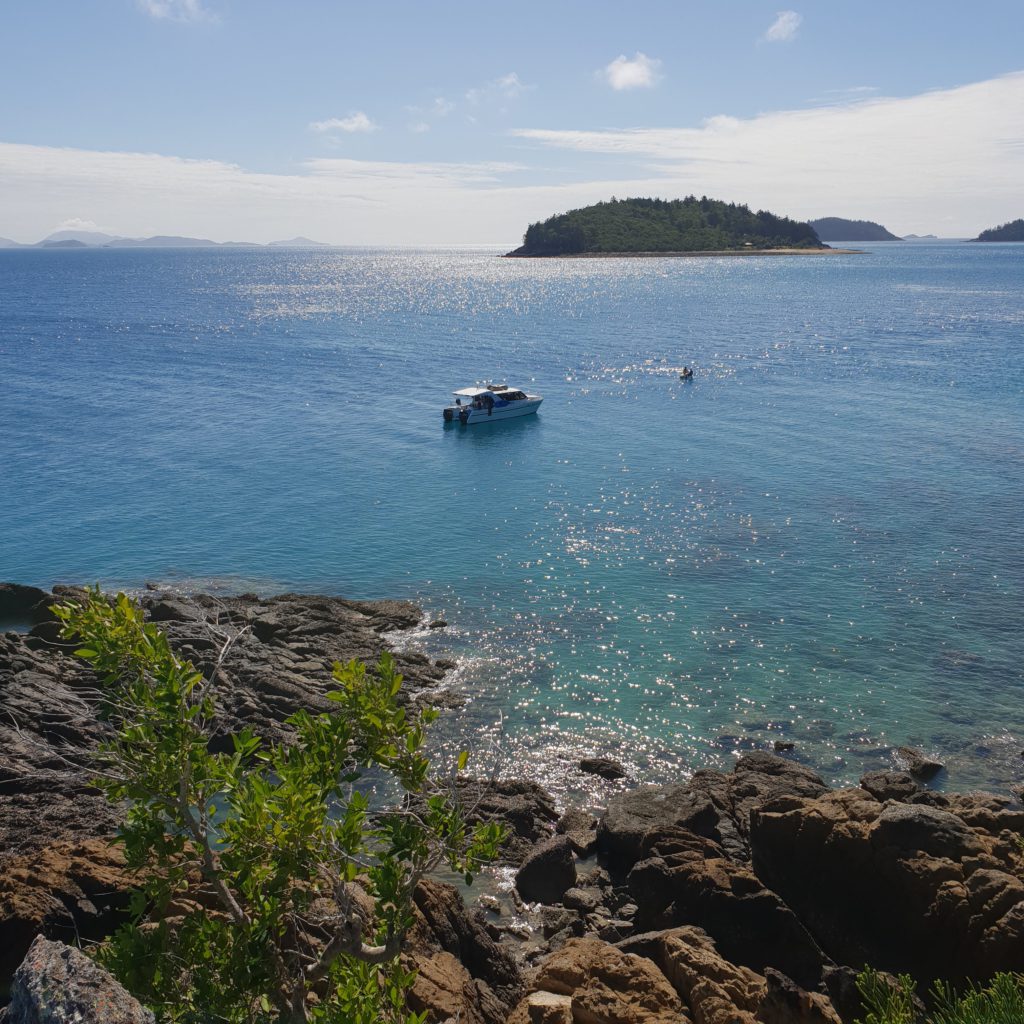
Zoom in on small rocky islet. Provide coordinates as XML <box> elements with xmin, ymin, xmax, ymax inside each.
<box><xmin>2</xmin><ymin>582</ymin><xmax>1024</xmax><ymax>1023</ymax></box>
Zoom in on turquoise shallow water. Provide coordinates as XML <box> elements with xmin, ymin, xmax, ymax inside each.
<box><xmin>1</xmin><ymin>243</ymin><xmax>1022</xmax><ymax>798</ymax></box>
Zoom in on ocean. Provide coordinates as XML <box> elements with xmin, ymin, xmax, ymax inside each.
<box><xmin>1</xmin><ymin>242</ymin><xmax>1022</xmax><ymax>801</ymax></box>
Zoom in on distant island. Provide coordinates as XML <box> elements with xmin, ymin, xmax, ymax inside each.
<box><xmin>808</xmin><ymin>217</ymin><xmax>901</xmax><ymax>241</ymax></box>
<box><xmin>902</xmin><ymin>234</ymin><xmax>938</xmax><ymax>240</ymax></box>
<box><xmin>974</xmin><ymin>219</ymin><xmax>1024</xmax><ymax>242</ymax></box>
<box><xmin>506</xmin><ymin>196</ymin><xmax>838</xmax><ymax>257</ymax></box>
<box><xmin>0</xmin><ymin>230</ymin><xmax>333</xmax><ymax>249</ymax></box>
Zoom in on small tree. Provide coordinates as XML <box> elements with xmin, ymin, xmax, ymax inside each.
<box><xmin>55</xmin><ymin>587</ymin><xmax>504</xmax><ymax>1024</ymax></box>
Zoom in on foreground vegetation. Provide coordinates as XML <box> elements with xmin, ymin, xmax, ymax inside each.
<box><xmin>55</xmin><ymin>588</ymin><xmax>503</xmax><ymax>1024</ymax></box>
<box><xmin>508</xmin><ymin>195</ymin><xmax>824</xmax><ymax>255</ymax></box>
<box><xmin>857</xmin><ymin>968</ymin><xmax>1024</xmax><ymax>1024</ymax></box>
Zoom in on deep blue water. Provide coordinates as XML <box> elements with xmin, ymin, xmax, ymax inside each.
<box><xmin>1</xmin><ymin>243</ymin><xmax>1022</xmax><ymax>799</ymax></box>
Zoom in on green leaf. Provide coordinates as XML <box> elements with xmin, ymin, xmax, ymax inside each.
<box><xmin>457</xmin><ymin>750</ymin><xmax>469</xmax><ymax>771</ymax></box>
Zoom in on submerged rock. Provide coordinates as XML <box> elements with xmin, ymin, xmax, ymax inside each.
<box><xmin>895</xmin><ymin>746</ymin><xmax>944</xmax><ymax>780</ymax></box>
<box><xmin>579</xmin><ymin>757</ymin><xmax>627</xmax><ymax>780</ymax></box>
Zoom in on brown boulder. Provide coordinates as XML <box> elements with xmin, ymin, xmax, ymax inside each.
<box><xmin>626</xmin><ymin>829</ymin><xmax>827</xmax><ymax>989</ymax></box>
<box><xmin>0</xmin><ymin>839</ymin><xmax>134</xmax><ymax>986</ymax></box>
<box><xmin>516</xmin><ymin>836</ymin><xmax>577</xmax><ymax>905</ymax></box>
<box><xmin>409</xmin><ymin>878</ymin><xmax>522</xmax><ymax>1014</ymax></box>
<box><xmin>598</xmin><ymin>754</ymin><xmax>828</xmax><ymax>871</ymax></box>
<box><xmin>405</xmin><ymin>950</ymin><xmax>507</xmax><ymax>1024</ymax></box>
<box><xmin>750</xmin><ymin>787</ymin><xmax>1024</xmax><ymax>985</ymax></box>
<box><xmin>507</xmin><ymin>937</ymin><xmax>688</xmax><ymax>1024</ymax></box>
<box><xmin>618</xmin><ymin>926</ymin><xmax>841</xmax><ymax>1024</ymax></box>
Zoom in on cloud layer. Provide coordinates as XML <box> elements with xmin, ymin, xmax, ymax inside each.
<box><xmin>1</xmin><ymin>73</ymin><xmax>1021</xmax><ymax>243</ymax></box>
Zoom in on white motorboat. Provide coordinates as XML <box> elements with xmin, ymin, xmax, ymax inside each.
<box><xmin>442</xmin><ymin>384</ymin><xmax>543</xmax><ymax>424</ymax></box>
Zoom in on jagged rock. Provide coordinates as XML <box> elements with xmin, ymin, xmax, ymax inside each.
<box><xmin>541</xmin><ymin>907</ymin><xmax>582</xmax><ymax>940</ymax></box>
<box><xmin>562</xmin><ymin>887</ymin><xmax>603</xmax><ymax>915</ymax></box>
<box><xmin>598</xmin><ymin>753</ymin><xmax>828</xmax><ymax>872</ymax></box>
<box><xmin>750</xmin><ymin>786</ymin><xmax>1024</xmax><ymax>985</ymax></box>
<box><xmin>407</xmin><ymin>878</ymin><xmax>522</xmax><ymax>1019</ymax></box>
<box><xmin>0</xmin><ymin>585</ymin><xmax>52</xmax><ymax>628</ymax></box>
<box><xmin>859</xmin><ymin>770</ymin><xmax>919</xmax><ymax>802</ymax></box>
<box><xmin>0</xmin><ymin>585</ymin><xmax>459</xmax><ymax>992</ymax></box>
<box><xmin>618</xmin><ymin>926</ymin><xmax>841</xmax><ymax>1024</ymax></box>
<box><xmin>895</xmin><ymin>746</ymin><xmax>944</xmax><ymax>781</ymax></box>
<box><xmin>448</xmin><ymin>778</ymin><xmax>559</xmax><ymax>864</ymax></box>
<box><xmin>524</xmin><ymin>990</ymin><xmax>573</xmax><ymax>1024</ymax></box>
<box><xmin>5</xmin><ymin>935</ymin><xmax>154</xmax><ymax>1023</ymax></box>
<box><xmin>598</xmin><ymin>785</ymin><xmax>722</xmax><ymax>872</ymax></box>
<box><xmin>0</xmin><ymin>840</ymin><xmax>134</xmax><ymax>987</ymax></box>
<box><xmin>555</xmin><ymin>809</ymin><xmax>598</xmax><ymax>856</ymax></box>
<box><xmin>515</xmin><ymin>836</ymin><xmax>576</xmax><ymax>905</ymax></box>
<box><xmin>506</xmin><ymin>937</ymin><xmax>688</xmax><ymax>1024</ymax></box>
<box><xmin>626</xmin><ymin>828</ymin><xmax>827</xmax><ymax>988</ymax></box>
<box><xmin>556</xmin><ymin>809</ymin><xmax>594</xmax><ymax>835</ymax></box>
<box><xmin>759</xmin><ymin>968</ymin><xmax>843</xmax><ymax>1024</ymax></box>
<box><xmin>405</xmin><ymin>950</ymin><xmax>507</xmax><ymax>1024</ymax></box>
<box><xmin>580</xmin><ymin>757</ymin><xmax>627</xmax><ymax>780</ymax></box>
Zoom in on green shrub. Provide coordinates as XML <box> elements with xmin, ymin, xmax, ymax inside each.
<box><xmin>55</xmin><ymin>587</ymin><xmax>505</xmax><ymax>1024</ymax></box>
<box><xmin>856</xmin><ymin>967</ymin><xmax>1024</xmax><ymax>1024</ymax></box>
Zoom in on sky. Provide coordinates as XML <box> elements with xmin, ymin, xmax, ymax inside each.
<box><xmin>1</xmin><ymin>0</ymin><xmax>1022</xmax><ymax>244</ymax></box>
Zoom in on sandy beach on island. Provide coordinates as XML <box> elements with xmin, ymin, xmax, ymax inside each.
<box><xmin>506</xmin><ymin>247</ymin><xmax>864</xmax><ymax>258</ymax></box>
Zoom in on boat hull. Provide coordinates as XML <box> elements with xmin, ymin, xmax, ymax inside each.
<box><xmin>444</xmin><ymin>398</ymin><xmax>542</xmax><ymax>424</ymax></box>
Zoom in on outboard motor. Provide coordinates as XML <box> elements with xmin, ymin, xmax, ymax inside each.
<box><xmin>459</xmin><ymin>407</ymin><xmax>470</xmax><ymax>424</ymax></box>
<box><xmin>443</xmin><ymin>407</ymin><xmax>453</xmax><ymax>421</ymax></box>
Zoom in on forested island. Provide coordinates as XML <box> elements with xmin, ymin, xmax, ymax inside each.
<box><xmin>506</xmin><ymin>196</ymin><xmax>832</xmax><ymax>256</ymax></box>
<box><xmin>975</xmin><ymin>218</ymin><xmax>1024</xmax><ymax>241</ymax></box>
<box><xmin>809</xmin><ymin>216</ymin><xmax>901</xmax><ymax>241</ymax></box>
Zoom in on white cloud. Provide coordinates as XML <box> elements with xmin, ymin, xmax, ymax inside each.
<box><xmin>309</xmin><ymin>112</ymin><xmax>378</xmax><ymax>134</ymax></box>
<box><xmin>466</xmin><ymin>71</ymin><xmax>533</xmax><ymax>105</ymax></box>
<box><xmin>137</xmin><ymin>0</ymin><xmax>214</xmax><ymax>23</ymax></box>
<box><xmin>764</xmin><ymin>11</ymin><xmax>802</xmax><ymax>43</ymax></box>
<box><xmin>511</xmin><ymin>72</ymin><xmax>1024</xmax><ymax>236</ymax></box>
<box><xmin>410</xmin><ymin>121</ymin><xmax>431</xmax><ymax>134</ymax></box>
<box><xmin>55</xmin><ymin>217</ymin><xmax>105</xmax><ymax>232</ymax></box>
<box><xmin>432</xmin><ymin>97</ymin><xmax>455</xmax><ymax>116</ymax></box>
<box><xmin>1</xmin><ymin>73</ymin><xmax>1021</xmax><ymax>244</ymax></box>
<box><xmin>602</xmin><ymin>52</ymin><xmax>661</xmax><ymax>91</ymax></box>
<box><xmin>496</xmin><ymin>73</ymin><xmax>526</xmax><ymax>98</ymax></box>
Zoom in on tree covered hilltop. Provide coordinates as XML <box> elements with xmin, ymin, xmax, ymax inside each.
<box><xmin>975</xmin><ymin>218</ymin><xmax>1024</xmax><ymax>241</ymax></box>
<box><xmin>506</xmin><ymin>196</ymin><xmax>826</xmax><ymax>256</ymax></box>
<box><xmin>809</xmin><ymin>216</ymin><xmax>901</xmax><ymax>241</ymax></box>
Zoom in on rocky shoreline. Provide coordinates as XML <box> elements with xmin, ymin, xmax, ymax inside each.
<box><xmin>2</xmin><ymin>582</ymin><xmax>1024</xmax><ymax>1023</ymax></box>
